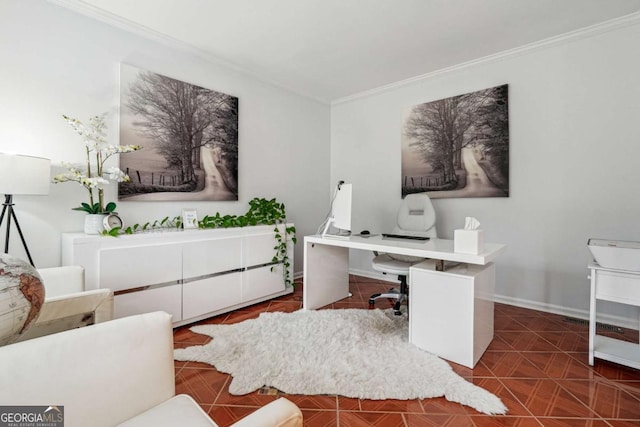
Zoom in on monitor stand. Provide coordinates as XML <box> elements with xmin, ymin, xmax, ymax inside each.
<box><xmin>321</xmin><ymin>217</ymin><xmax>351</xmax><ymax>239</ymax></box>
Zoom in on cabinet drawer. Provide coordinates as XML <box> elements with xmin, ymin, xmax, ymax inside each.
<box><xmin>243</xmin><ymin>265</ymin><xmax>286</xmax><ymax>302</ymax></box>
<box><xmin>183</xmin><ymin>238</ymin><xmax>243</xmax><ymax>278</ymax></box>
<box><xmin>244</xmin><ymin>229</ymin><xmax>283</xmax><ymax>266</ymax></box>
<box><xmin>100</xmin><ymin>244</ymin><xmax>182</xmax><ymax>292</ymax></box>
<box><xmin>114</xmin><ymin>284</ymin><xmax>182</xmax><ymax>321</ymax></box>
<box><xmin>183</xmin><ymin>272</ymin><xmax>242</xmax><ymax>320</ymax></box>
<box><xmin>595</xmin><ymin>270</ymin><xmax>640</xmax><ymax>305</ymax></box>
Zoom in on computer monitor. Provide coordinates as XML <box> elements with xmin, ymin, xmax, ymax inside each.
<box><xmin>322</xmin><ymin>182</ymin><xmax>352</xmax><ymax>238</ymax></box>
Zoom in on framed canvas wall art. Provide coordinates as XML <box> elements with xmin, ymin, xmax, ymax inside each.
<box><xmin>118</xmin><ymin>64</ymin><xmax>238</xmax><ymax>201</ymax></box>
<box><xmin>401</xmin><ymin>84</ymin><xmax>509</xmax><ymax>199</ymax></box>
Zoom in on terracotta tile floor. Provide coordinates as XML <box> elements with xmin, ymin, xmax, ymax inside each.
<box><xmin>174</xmin><ymin>275</ymin><xmax>640</xmax><ymax>426</ymax></box>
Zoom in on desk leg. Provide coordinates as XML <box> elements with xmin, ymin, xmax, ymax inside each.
<box><xmin>303</xmin><ymin>241</ymin><xmax>349</xmax><ymax>310</ymax></box>
<box><xmin>588</xmin><ymin>270</ymin><xmax>597</xmax><ymax>366</ymax></box>
<box><xmin>409</xmin><ymin>261</ymin><xmax>494</xmax><ymax>369</ymax></box>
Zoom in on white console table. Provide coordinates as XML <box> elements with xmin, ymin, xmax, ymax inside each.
<box><xmin>62</xmin><ymin>225</ymin><xmax>293</xmax><ymax>327</ymax></box>
<box><xmin>588</xmin><ymin>263</ymin><xmax>640</xmax><ymax>369</ymax></box>
<box><xmin>303</xmin><ymin>234</ymin><xmax>505</xmax><ymax>367</ymax></box>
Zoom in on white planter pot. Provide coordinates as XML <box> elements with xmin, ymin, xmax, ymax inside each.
<box><xmin>84</xmin><ymin>214</ymin><xmax>106</xmax><ymax>235</ymax></box>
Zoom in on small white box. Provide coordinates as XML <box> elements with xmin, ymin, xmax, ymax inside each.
<box><xmin>454</xmin><ymin>229</ymin><xmax>484</xmax><ymax>254</ymax></box>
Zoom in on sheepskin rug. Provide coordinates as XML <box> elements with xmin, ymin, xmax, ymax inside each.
<box><xmin>174</xmin><ymin>308</ymin><xmax>507</xmax><ymax>415</ymax></box>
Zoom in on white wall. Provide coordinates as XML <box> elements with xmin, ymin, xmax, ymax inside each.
<box><xmin>0</xmin><ymin>0</ymin><xmax>330</xmax><ymax>271</ymax></box>
<box><xmin>331</xmin><ymin>19</ymin><xmax>640</xmax><ymax>326</ymax></box>
<box><xmin>3</xmin><ymin>0</ymin><xmax>638</xmax><ymax>326</ymax></box>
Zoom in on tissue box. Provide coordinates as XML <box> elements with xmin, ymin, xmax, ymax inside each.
<box><xmin>454</xmin><ymin>229</ymin><xmax>484</xmax><ymax>254</ymax></box>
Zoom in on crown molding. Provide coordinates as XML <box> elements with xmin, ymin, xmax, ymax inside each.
<box><xmin>47</xmin><ymin>1</ymin><xmax>640</xmax><ymax>106</ymax></box>
<box><xmin>47</xmin><ymin>0</ymin><xmax>330</xmax><ymax>105</ymax></box>
<box><xmin>332</xmin><ymin>11</ymin><xmax>640</xmax><ymax>106</ymax></box>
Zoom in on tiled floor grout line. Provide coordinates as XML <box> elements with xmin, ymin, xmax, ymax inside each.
<box><xmin>495</xmin><ymin>376</ymin><xmax>537</xmax><ymax>419</ymax></box>
<box><xmin>550</xmin><ymin>377</ymin><xmax>605</xmax><ymax>420</ymax></box>
<box><xmin>211</xmin><ymin>374</ymin><xmax>230</xmax><ymax>407</ymax></box>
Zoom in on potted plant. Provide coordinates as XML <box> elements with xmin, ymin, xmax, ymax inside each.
<box><xmin>52</xmin><ymin>114</ymin><xmax>141</xmax><ymax>234</ymax></box>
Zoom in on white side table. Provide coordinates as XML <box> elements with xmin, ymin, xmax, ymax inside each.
<box><xmin>588</xmin><ymin>263</ymin><xmax>640</xmax><ymax>369</ymax></box>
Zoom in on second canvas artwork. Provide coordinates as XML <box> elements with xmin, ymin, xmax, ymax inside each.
<box><xmin>401</xmin><ymin>84</ymin><xmax>509</xmax><ymax>199</ymax></box>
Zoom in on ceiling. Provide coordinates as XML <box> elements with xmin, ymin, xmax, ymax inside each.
<box><xmin>53</xmin><ymin>0</ymin><xmax>640</xmax><ymax>103</ymax></box>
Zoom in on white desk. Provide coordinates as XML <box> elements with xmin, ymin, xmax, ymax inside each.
<box><xmin>303</xmin><ymin>234</ymin><xmax>506</xmax><ymax>367</ymax></box>
<box><xmin>303</xmin><ymin>234</ymin><xmax>505</xmax><ymax>309</ymax></box>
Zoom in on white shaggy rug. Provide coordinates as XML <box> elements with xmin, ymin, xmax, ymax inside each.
<box><xmin>174</xmin><ymin>308</ymin><xmax>507</xmax><ymax>415</ymax></box>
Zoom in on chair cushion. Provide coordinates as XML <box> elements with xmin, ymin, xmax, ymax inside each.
<box><xmin>372</xmin><ymin>253</ymin><xmax>416</xmax><ymax>275</ymax></box>
<box><xmin>117</xmin><ymin>394</ymin><xmax>217</xmax><ymax>427</ymax></box>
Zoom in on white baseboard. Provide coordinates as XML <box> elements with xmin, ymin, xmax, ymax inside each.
<box><xmin>347</xmin><ymin>269</ymin><xmax>638</xmax><ymax>330</ymax></box>
<box><xmin>492</xmin><ymin>295</ymin><xmax>638</xmax><ymax>330</ymax></box>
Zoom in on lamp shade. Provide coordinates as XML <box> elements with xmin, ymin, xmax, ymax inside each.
<box><xmin>0</xmin><ymin>153</ymin><xmax>51</xmax><ymax>195</ymax></box>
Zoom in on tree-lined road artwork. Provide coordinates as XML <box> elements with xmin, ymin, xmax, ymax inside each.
<box><xmin>123</xmin><ymin>146</ymin><xmax>235</xmax><ymax>201</ymax></box>
<box><xmin>118</xmin><ymin>64</ymin><xmax>238</xmax><ymax>201</ymax></box>
<box><xmin>432</xmin><ymin>147</ymin><xmax>505</xmax><ymax>198</ymax></box>
<box><xmin>401</xmin><ymin>84</ymin><xmax>509</xmax><ymax>199</ymax></box>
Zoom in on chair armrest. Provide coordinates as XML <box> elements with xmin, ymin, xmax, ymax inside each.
<box><xmin>230</xmin><ymin>398</ymin><xmax>302</xmax><ymax>427</ymax></box>
<box><xmin>37</xmin><ymin>289</ymin><xmax>114</xmax><ymax>322</ymax></box>
<box><xmin>17</xmin><ymin>289</ymin><xmax>114</xmax><ymax>341</ymax></box>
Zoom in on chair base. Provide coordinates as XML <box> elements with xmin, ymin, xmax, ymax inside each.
<box><xmin>369</xmin><ymin>275</ymin><xmax>409</xmax><ymax>316</ymax></box>
<box><xmin>369</xmin><ymin>291</ymin><xmax>405</xmax><ymax>315</ymax></box>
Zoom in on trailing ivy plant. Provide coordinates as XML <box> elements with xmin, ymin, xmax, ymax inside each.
<box><xmin>200</xmin><ymin>198</ymin><xmax>297</xmax><ymax>287</ymax></box>
<box><xmin>102</xmin><ymin>215</ymin><xmax>182</xmax><ymax>237</ymax></box>
<box><xmin>103</xmin><ymin>198</ymin><xmax>297</xmax><ymax>287</ymax></box>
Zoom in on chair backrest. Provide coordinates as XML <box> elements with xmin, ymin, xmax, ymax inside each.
<box><xmin>37</xmin><ymin>265</ymin><xmax>85</xmax><ymax>298</ymax></box>
<box><xmin>393</xmin><ymin>193</ymin><xmax>437</xmax><ymax>238</ymax></box>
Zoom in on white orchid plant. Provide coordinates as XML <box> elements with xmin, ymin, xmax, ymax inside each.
<box><xmin>53</xmin><ymin>114</ymin><xmax>141</xmax><ymax>214</ymax></box>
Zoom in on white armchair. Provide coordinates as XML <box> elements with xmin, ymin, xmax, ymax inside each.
<box><xmin>17</xmin><ymin>265</ymin><xmax>113</xmax><ymax>341</ymax></box>
<box><xmin>0</xmin><ymin>311</ymin><xmax>303</xmax><ymax>427</ymax></box>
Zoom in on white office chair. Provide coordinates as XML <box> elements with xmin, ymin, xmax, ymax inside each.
<box><xmin>369</xmin><ymin>193</ymin><xmax>437</xmax><ymax>315</ymax></box>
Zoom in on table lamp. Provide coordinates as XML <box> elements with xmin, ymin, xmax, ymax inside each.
<box><xmin>0</xmin><ymin>153</ymin><xmax>51</xmax><ymax>266</ymax></box>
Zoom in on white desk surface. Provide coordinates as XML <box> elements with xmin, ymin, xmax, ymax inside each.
<box><xmin>305</xmin><ymin>234</ymin><xmax>506</xmax><ymax>265</ymax></box>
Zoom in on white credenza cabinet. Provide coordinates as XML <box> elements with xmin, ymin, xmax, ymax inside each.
<box><xmin>409</xmin><ymin>259</ymin><xmax>495</xmax><ymax>368</ymax></box>
<box><xmin>588</xmin><ymin>263</ymin><xmax>640</xmax><ymax>369</ymax></box>
<box><xmin>62</xmin><ymin>225</ymin><xmax>294</xmax><ymax>326</ymax></box>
